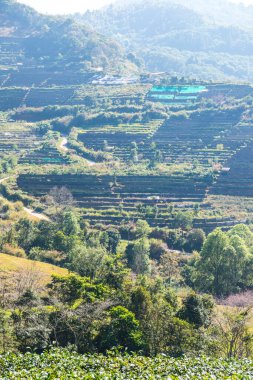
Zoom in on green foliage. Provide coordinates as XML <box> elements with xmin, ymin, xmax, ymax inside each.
<box><xmin>100</xmin><ymin>228</ymin><xmax>121</xmax><ymax>254</ymax></box>
<box><xmin>12</xmin><ymin>308</ymin><xmax>50</xmax><ymax>353</ymax></box>
<box><xmin>130</xmin><ymin>286</ymin><xmax>152</xmax><ymax>320</ymax></box>
<box><xmin>29</xmin><ymin>247</ymin><xmax>65</xmax><ymax>265</ymax></box>
<box><xmin>0</xmin><ymin>310</ymin><xmax>16</xmax><ymax>354</ymax></box>
<box><xmin>61</xmin><ymin>211</ymin><xmax>80</xmax><ymax>237</ymax></box>
<box><xmin>126</xmin><ymin>238</ymin><xmax>151</xmax><ymax>274</ymax></box>
<box><xmin>1</xmin><ymin>348</ymin><xmax>253</xmax><ymax>379</ymax></box>
<box><xmin>100</xmin><ymin>254</ymin><xmax>130</xmax><ymax>289</ymax></box>
<box><xmin>228</xmin><ymin>224</ymin><xmax>253</xmax><ymax>251</ymax></box>
<box><xmin>48</xmin><ymin>274</ymin><xmax>109</xmax><ymax>304</ymax></box>
<box><xmin>149</xmin><ymin>238</ymin><xmax>168</xmax><ymax>261</ymax></box>
<box><xmin>15</xmin><ymin>218</ymin><xmax>38</xmax><ymax>252</ymax></box>
<box><xmin>193</xmin><ymin>228</ymin><xmax>252</xmax><ymax>296</ymax></box>
<box><xmin>69</xmin><ymin>245</ymin><xmax>107</xmax><ymax>279</ymax></box>
<box><xmin>134</xmin><ymin>220</ymin><xmax>152</xmax><ymax>239</ymax></box>
<box><xmin>97</xmin><ymin>306</ymin><xmax>143</xmax><ymax>352</ymax></box>
<box><xmin>178</xmin><ymin>292</ymin><xmax>214</xmax><ymax>328</ymax></box>
<box><xmin>185</xmin><ymin>229</ymin><xmax>206</xmax><ymax>252</ymax></box>
<box><xmin>174</xmin><ymin>211</ymin><xmax>193</xmax><ymax>230</ymax></box>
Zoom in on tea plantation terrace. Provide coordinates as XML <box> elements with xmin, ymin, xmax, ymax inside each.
<box><xmin>0</xmin><ymin>84</ymin><xmax>148</xmax><ymax>111</ymax></box>
<box><xmin>16</xmin><ymin>173</ymin><xmax>235</xmax><ymax>230</ymax></box>
<box><xmin>211</xmin><ymin>140</ymin><xmax>253</xmax><ymax>197</ymax></box>
<box><xmin>16</xmin><ymin>171</ymin><xmax>240</xmax><ymax>231</ymax></box>
<box><xmin>0</xmin><ymin>121</ymin><xmax>43</xmax><ymax>158</ymax></box>
<box><xmin>77</xmin><ymin>109</ymin><xmax>249</xmax><ymax>167</ymax></box>
<box><xmin>0</xmin><ymin>118</ymin><xmax>68</xmax><ymax>165</ymax></box>
<box><xmin>145</xmin><ymin>111</ymin><xmax>244</xmax><ymax>166</ymax></box>
<box><xmin>77</xmin><ymin>120</ymin><xmax>163</xmax><ymax>162</ymax></box>
<box><xmin>17</xmin><ymin>173</ymin><xmax>211</xmax><ymax>199</ymax></box>
<box><xmin>2</xmin><ymin>68</ymin><xmax>97</xmax><ymax>87</ymax></box>
<box><xmin>19</xmin><ymin>146</ymin><xmax>70</xmax><ymax>166</ymax></box>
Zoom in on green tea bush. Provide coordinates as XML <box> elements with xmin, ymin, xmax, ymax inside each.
<box><xmin>0</xmin><ymin>348</ymin><xmax>252</xmax><ymax>379</ymax></box>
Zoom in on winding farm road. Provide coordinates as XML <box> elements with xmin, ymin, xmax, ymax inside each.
<box><xmin>23</xmin><ymin>207</ymin><xmax>50</xmax><ymax>221</ymax></box>
<box><xmin>86</xmin><ymin>158</ymin><xmax>96</xmax><ymax>166</ymax></box>
<box><xmin>59</xmin><ymin>137</ymin><xmax>69</xmax><ymax>152</ymax></box>
<box><xmin>0</xmin><ymin>176</ymin><xmax>10</xmax><ymax>184</ymax></box>
<box><xmin>60</xmin><ymin>136</ymin><xmax>97</xmax><ymax>166</ymax></box>
<box><xmin>0</xmin><ymin>176</ymin><xmax>50</xmax><ymax>221</ymax></box>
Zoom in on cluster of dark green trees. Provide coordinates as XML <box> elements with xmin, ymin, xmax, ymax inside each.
<box><xmin>0</xmin><ymin>268</ymin><xmax>216</xmax><ymax>356</ymax></box>
<box><xmin>0</xmin><ymin>155</ymin><xmax>17</xmax><ymax>174</ymax></box>
<box><xmin>1</xmin><ymin>197</ymin><xmax>253</xmax><ymax>357</ymax></box>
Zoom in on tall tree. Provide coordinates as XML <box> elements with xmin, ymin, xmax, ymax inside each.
<box><xmin>126</xmin><ymin>238</ymin><xmax>151</xmax><ymax>275</ymax></box>
<box><xmin>62</xmin><ymin>211</ymin><xmax>80</xmax><ymax>237</ymax></box>
<box><xmin>193</xmin><ymin>229</ymin><xmax>250</xmax><ymax>296</ymax></box>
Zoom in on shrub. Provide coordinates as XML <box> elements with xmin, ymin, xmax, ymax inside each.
<box><xmin>2</xmin><ymin>244</ymin><xmax>26</xmax><ymax>258</ymax></box>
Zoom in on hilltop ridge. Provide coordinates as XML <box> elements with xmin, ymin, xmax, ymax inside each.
<box><xmin>81</xmin><ymin>0</ymin><xmax>253</xmax><ymax>81</ymax></box>
<box><xmin>0</xmin><ymin>0</ymin><xmax>138</xmax><ymax>74</ymax></box>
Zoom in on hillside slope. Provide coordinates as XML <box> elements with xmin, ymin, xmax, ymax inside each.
<box><xmin>0</xmin><ymin>252</ymin><xmax>68</xmax><ymax>284</ymax></box>
<box><xmin>0</xmin><ymin>0</ymin><xmax>137</xmax><ymax>74</ymax></box>
<box><xmin>81</xmin><ymin>0</ymin><xmax>253</xmax><ymax>81</ymax></box>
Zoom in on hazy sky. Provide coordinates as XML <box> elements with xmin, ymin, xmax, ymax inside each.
<box><xmin>17</xmin><ymin>0</ymin><xmax>253</xmax><ymax>15</ymax></box>
<box><xmin>17</xmin><ymin>0</ymin><xmax>116</xmax><ymax>14</ymax></box>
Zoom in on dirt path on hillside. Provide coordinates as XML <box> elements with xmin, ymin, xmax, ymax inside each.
<box><xmin>23</xmin><ymin>207</ymin><xmax>51</xmax><ymax>221</ymax></box>
<box><xmin>0</xmin><ymin>176</ymin><xmax>50</xmax><ymax>221</ymax></box>
<box><xmin>0</xmin><ymin>176</ymin><xmax>10</xmax><ymax>184</ymax></box>
<box><xmin>59</xmin><ymin>137</ymin><xmax>69</xmax><ymax>152</ymax></box>
<box><xmin>59</xmin><ymin>137</ymin><xmax>96</xmax><ymax>166</ymax></box>
<box><xmin>86</xmin><ymin>158</ymin><xmax>96</xmax><ymax>166</ymax></box>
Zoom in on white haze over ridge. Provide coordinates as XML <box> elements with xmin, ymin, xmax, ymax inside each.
<box><xmin>17</xmin><ymin>0</ymin><xmax>116</xmax><ymax>14</ymax></box>
<box><xmin>17</xmin><ymin>0</ymin><xmax>253</xmax><ymax>15</ymax></box>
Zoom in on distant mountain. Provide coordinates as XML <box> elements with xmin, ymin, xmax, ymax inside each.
<box><xmin>174</xmin><ymin>0</ymin><xmax>253</xmax><ymax>28</ymax></box>
<box><xmin>0</xmin><ymin>0</ymin><xmax>137</xmax><ymax>74</ymax></box>
<box><xmin>80</xmin><ymin>0</ymin><xmax>253</xmax><ymax>81</ymax></box>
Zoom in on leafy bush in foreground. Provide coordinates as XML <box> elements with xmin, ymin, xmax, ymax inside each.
<box><xmin>0</xmin><ymin>348</ymin><xmax>252</xmax><ymax>379</ymax></box>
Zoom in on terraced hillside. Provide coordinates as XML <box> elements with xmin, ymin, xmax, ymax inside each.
<box><xmin>1</xmin><ymin>27</ymin><xmax>253</xmax><ymax>233</ymax></box>
<box><xmin>9</xmin><ymin>82</ymin><xmax>251</xmax><ymax>230</ymax></box>
<box><xmin>0</xmin><ymin>117</ymin><xmax>42</xmax><ymax>156</ymax></box>
<box><xmin>77</xmin><ymin>120</ymin><xmax>163</xmax><ymax>162</ymax></box>
<box><xmin>211</xmin><ymin>141</ymin><xmax>253</xmax><ymax>197</ymax></box>
<box><xmin>16</xmin><ymin>172</ymin><xmax>212</xmax><ymax>227</ymax></box>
